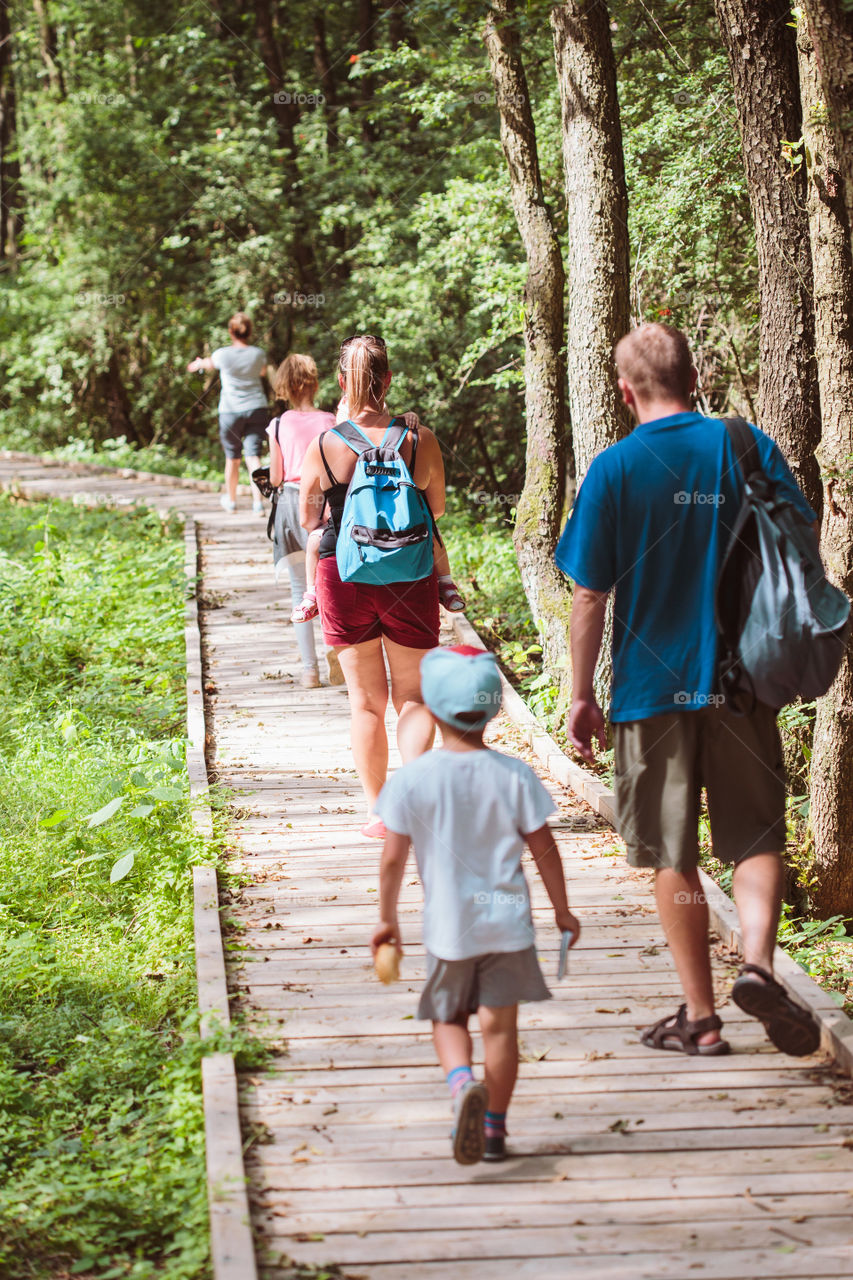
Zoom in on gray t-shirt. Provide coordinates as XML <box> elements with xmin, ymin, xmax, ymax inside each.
<box><xmin>211</xmin><ymin>345</ymin><xmax>267</xmax><ymax>415</ymax></box>
<box><xmin>375</xmin><ymin>748</ymin><xmax>556</xmax><ymax>961</ymax></box>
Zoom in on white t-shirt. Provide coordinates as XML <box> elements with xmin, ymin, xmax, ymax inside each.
<box><xmin>211</xmin><ymin>345</ymin><xmax>267</xmax><ymax>415</ymax></box>
<box><xmin>375</xmin><ymin>748</ymin><xmax>556</xmax><ymax>961</ymax></box>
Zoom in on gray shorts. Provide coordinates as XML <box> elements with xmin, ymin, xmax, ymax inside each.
<box><xmin>417</xmin><ymin>946</ymin><xmax>551</xmax><ymax>1023</ymax></box>
<box><xmin>272</xmin><ymin>484</ymin><xmax>309</xmax><ymax>563</ymax></box>
<box><xmin>613</xmin><ymin>703</ymin><xmax>786</xmax><ymax>873</ymax></box>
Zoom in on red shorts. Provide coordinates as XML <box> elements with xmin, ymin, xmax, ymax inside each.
<box><xmin>315</xmin><ymin>556</ymin><xmax>440</xmax><ymax>649</ymax></box>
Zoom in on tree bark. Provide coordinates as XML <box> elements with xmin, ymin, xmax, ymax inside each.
<box><xmin>550</xmin><ymin>0</ymin><xmax>631</xmax><ymax>485</ymax></box>
<box><xmin>0</xmin><ymin>0</ymin><xmax>23</xmax><ymax>263</ymax></box>
<box><xmin>313</xmin><ymin>14</ymin><xmax>339</xmax><ymax>152</ymax></box>
<box><xmin>484</xmin><ymin>0</ymin><xmax>572</xmax><ymax>689</ymax></box>
<box><xmin>800</xmin><ymin>0</ymin><xmax>853</xmax><ymax>253</ymax></box>
<box><xmin>252</xmin><ymin>0</ymin><xmax>318</xmax><ymax>295</ymax></box>
<box><xmin>714</xmin><ymin>0</ymin><xmax>822</xmax><ymax>516</ymax></box>
<box><xmin>32</xmin><ymin>0</ymin><xmax>65</xmax><ymax>98</ymax></box>
<box><xmin>796</xmin><ymin>11</ymin><xmax>853</xmax><ymax>916</ymax></box>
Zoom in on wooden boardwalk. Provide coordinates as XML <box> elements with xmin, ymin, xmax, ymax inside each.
<box><xmin>3</xmin><ymin>455</ymin><xmax>853</xmax><ymax>1279</ymax></box>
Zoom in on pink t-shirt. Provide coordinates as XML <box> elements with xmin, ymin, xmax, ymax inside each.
<box><xmin>267</xmin><ymin>409</ymin><xmax>335</xmax><ymax>484</ymax></box>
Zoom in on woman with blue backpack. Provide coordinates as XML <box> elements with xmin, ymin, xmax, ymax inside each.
<box><xmin>298</xmin><ymin>333</ymin><xmax>448</xmax><ymax>839</ymax></box>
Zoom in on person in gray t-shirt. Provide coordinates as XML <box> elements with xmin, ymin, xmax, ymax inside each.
<box><xmin>187</xmin><ymin>312</ymin><xmax>269</xmax><ymax>514</ymax></box>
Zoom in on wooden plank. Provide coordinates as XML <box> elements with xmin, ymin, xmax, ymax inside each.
<box><xmin>262</xmin><ymin>1245</ymin><xmax>853</xmax><ymax>1280</ymax></box>
<box><xmin>268</xmin><ymin>1215</ymin><xmax>853</xmax><ymax>1266</ymax></box>
<box><xmin>252</xmin><ymin>1191</ymin><xmax>853</xmax><ymax>1235</ymax></box>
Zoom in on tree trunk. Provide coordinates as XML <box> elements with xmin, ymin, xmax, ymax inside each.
<box><xmin>313</xmin><ymin>14</ymin><xmax>339</xmax><ymax>153</ymax></box>
<box><xmin>0</xmin><ymin>0</ymin><xmax>23</xmax><ymax>263</ymax></box>
<box><xmin>714</xmin><ymin>0</ymin><xmax>822</xmax><ymax>517</ymax></box>
<box><xmin>32</xmin><ymin>0</ymin><xmax>65</xmax><ymax>98</ymax></box>
<box><xmin>551</xmin><ymin>2</ymin><xmax>630</xmax><ymax>712</ymax></box>
<box><xmin>385</xmin><ymin>0</ymin><xmax>407</xmax><ymax>48</ymax></box>
<box><xmin>252</xmin><ymin>0</ymin><xmax>318</xmax><ymax>295</ymax></box>
<box><xmin>550</xmin><ymin>1</ymin><xmax>631</xmax><ymax>486</ymax></box>
<box><xmin>358</xmin><ymin>0</ymin><xmax>377</xmax><ymax>143</ymax></box>
<box><xmin>484</xmin><ymin>0</ymin><xmax>572</xmax><ymax>690</ymax></box>
<box><xmin>796</xmin><ymin>11</ymin><xmax>853</xmax><ymax>916</ymax></box>
<box><xmin>800</xmin><ymin>1</ymin><xmax>853</xmax><ymax>252</ymax></box>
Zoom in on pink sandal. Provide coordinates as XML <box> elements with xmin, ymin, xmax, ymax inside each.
<box><xmin>291</xmin><ymin>592</ymin><xmax>319</xmax><ymax>623</ymax></box>
<box><xmin>439</xmin><ymin>580</ymin><xmax>466</xmax><ymax>612</ymax></box>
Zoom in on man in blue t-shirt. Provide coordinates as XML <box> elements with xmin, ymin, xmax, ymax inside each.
<box><xmin>555</xmin><ymin>322</ymin><xmax>820</xmax><ymax>1059</ymax></box>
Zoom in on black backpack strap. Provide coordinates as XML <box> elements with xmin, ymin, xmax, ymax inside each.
<box><xmin>382</xmin><ymin>417</ymin><xmax>418</xmax><ymax>474</ymax></box>
<box><xmin>331</xmin><ymin>420</ymin><xmax>374</xmax><ymax>454</ymax></box>
<box><xmin>724</xmin><ymin>416</ymin><xmax>764</xmax><ymax>484</ymax></box>
<box><xmin>318</xmin><ymin>432</ymin><xmax>339</xmax><ymax>488</ymax></box>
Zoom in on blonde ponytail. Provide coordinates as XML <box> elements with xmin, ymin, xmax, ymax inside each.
<box><xmin>340</xmin><ymin>335</ymin><xmax>388</xmax><ymax>415</ymax></box>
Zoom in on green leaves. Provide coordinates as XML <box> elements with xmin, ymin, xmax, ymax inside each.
<box><xmin>109</xmin><ymin>851</ymin><xmax>135</xmax><ymax>884</ymax></box>
<box><xmin>86</xmin><ymin>796</ymin><xmax>125</xmax><ymax>828</ymax></box>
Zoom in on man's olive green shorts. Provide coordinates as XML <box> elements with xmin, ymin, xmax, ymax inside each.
<box><xmin>613</xmin><ymin>703</ymin><xmax>786</xmax><ymax>872</ymax></box>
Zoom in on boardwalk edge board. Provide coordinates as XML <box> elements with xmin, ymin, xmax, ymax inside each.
<box><xmin>451</xmin><ymin>612</ymin><xmax>853</xmax><ymax>1078</ymax></box>
<box><xmin>0</xmin><ymin>447</ymin><xmax>255</xmax><ymax>495</ymax></box>
<box><xmin>184</xmin><ymin>516</ymin><xmax>259</xmax><ymax>1280</ymax></box>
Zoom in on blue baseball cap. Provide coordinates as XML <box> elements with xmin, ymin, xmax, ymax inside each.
<box><xmin>420</xmin><ymin>645</ymin><xmax>502</xmax><ymax>731</ymax></box>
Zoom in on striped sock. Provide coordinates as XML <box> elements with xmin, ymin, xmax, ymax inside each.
<box><xmin>446</xmin><ymin>1066</ymin><xmax>474</xmax><ymax>1098</ymax></box>
<box><xmin>485</xmin><ymin>1109</ymin><xmax>507</xmax><ymax>1137</ymax></box>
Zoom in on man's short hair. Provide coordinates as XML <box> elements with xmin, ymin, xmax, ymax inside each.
<box><xmin>614</xmin><ymin>323</ymin><xmax>694</xmax><ymax>401</ymax></box>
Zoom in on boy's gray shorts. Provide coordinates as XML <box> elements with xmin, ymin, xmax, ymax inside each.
<box><xmin>417</xmin><ymin>946</ymin><xmax>551</xmax><ymax>1023</ymax></box>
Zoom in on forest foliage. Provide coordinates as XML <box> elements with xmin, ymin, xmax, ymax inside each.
<box><xmin>0</xmin><ymin>0</ymin><xmax>757</xmax><ymax>495</ymax></box>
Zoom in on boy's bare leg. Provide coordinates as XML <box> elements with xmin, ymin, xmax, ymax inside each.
<box><xmin>479</xmin><ymin>1003</ymin><xmax>518</xmax><ymax>1112</ymax></box>
<box><xmin>433</xmin><ymin>535</ymin><xmax>450</xmax><ymax>578</ymax></box>
<box><xmin>433</xmin><ymin>1018</ymin><xmax>473</xmax><ymax>1073</ymax></box>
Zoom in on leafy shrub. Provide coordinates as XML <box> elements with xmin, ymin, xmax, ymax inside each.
<box><xmin>0</xmin><ymin>496</ymin><xmax>222</xmax><ymax>1279</ymax></box>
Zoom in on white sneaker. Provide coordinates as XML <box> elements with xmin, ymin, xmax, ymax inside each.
<box><xmin>300</xmin><ymin>666</ymin><xmax>321</xmax><ymax>689</ymax></box>
<box><xmin>219</xmin><ymin>494</ymin><xmax>236</xmax><ymax>513</ymax></box>
<box><xmin>253</xmin><ymin>500</ymin><xmax>264</xmax><ymax>514</ymax></box>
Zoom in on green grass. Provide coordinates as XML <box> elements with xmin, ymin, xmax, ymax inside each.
<box><xmin>0</xmin><ymin>495</ymin><xmax>225</xmax><ymax>1278</ymax></box>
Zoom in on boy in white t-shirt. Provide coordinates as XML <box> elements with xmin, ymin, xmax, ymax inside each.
<box><xmin>371</xmin><ymin>645</ymin><xmax>580</xmax><ymax>1164</ymax></box>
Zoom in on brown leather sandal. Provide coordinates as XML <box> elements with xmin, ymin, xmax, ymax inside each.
<box><xmin>731</xmin><ymin>963</ymin><xmax>820</xmax><ymax>1057</ymax></box>
<box><xmin>640</xmin><ymin>1003</ymin><xmax>730</xmax><ymax>1056</ymax></box>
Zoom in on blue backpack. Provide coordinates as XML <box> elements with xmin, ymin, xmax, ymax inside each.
<box><xmin>331</xmin><ymin>418</ymin><xmax>435</xmax><ymax>585</ymax></box>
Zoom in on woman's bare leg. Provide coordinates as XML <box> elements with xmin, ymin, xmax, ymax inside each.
<box><xmin>383</xmin><ymin>637</ymin><xmax>435</xmax><ymax>762</ymax></box>
<box><xmin>245</xmin><ymin>453</ymin><xmax>262</xmax><ymax>502</ymax></box>
<box><xmin>224</xmin><ymin>458</ymin><xmax>240</xmax><ymax>502</ymax></box>
<box><xmin>336</xmin><ymin>638</ymin><xmax>390</xmax><ymax>813</ymax></box>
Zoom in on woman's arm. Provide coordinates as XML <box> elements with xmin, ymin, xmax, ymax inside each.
<box><xmin>299</xmin><ymin>438</ymin><xmax>326</xmax><ymax>531</ymax></box>
<box><xmin>414</xmin><ymin>428</ymin><xmax>446</xmax><ymax>518</ymax></box>
<box><xmin>268</xmin><ymin>418</ymin><xmax>284</xmax><ymax>487</ymax></box>
<box><xmin>186</xmin><ymin>356</ymin><xmax>216</xmax><ymax>373</ymax></box>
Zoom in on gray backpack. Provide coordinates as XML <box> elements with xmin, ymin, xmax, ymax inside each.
<box><xmin>715</xmin><ymin>417</ymin><xmax>850</xmax><ymax>713</ymax></box>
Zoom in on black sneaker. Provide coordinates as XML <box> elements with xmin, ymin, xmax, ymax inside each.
<box><xmin>482</xmin><ymin>1133</ymin><xmax>507</xmax><ymax>1162</ymax></box>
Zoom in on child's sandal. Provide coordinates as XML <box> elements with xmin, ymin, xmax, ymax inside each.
<box><xmin>291</xmin><ymin>593</ymin><xmax>319</xmax><ymax>623</ymax></box>
<box><xmin>439</xmin><ymin>581</ymin><xmax>466</xmax><ymax>612</ymax></box>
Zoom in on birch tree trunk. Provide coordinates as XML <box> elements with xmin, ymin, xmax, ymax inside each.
<box><xmin>797</xmin><ymin>11</ymin><xmax>853</xmax><ymax>916</ymax></box>
<box><xmin>714</xmin><ymin>0</ymin><xmax>822</xmax><ymax>516</ymax></box>
<box><xmin>550</xmin><ymin>0</ymin><xmax>631</xmax><ymax>485</ymax></box>
<box><xmin>484</xmin><ymin>0</ymin><xmax>572</xmax><ymax>690</ymax></box>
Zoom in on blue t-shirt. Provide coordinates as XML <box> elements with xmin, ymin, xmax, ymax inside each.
<box><xmin>554</xmin><ymin>413</ymin><xmax>817</xmax><ymax>723</ymax></box>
